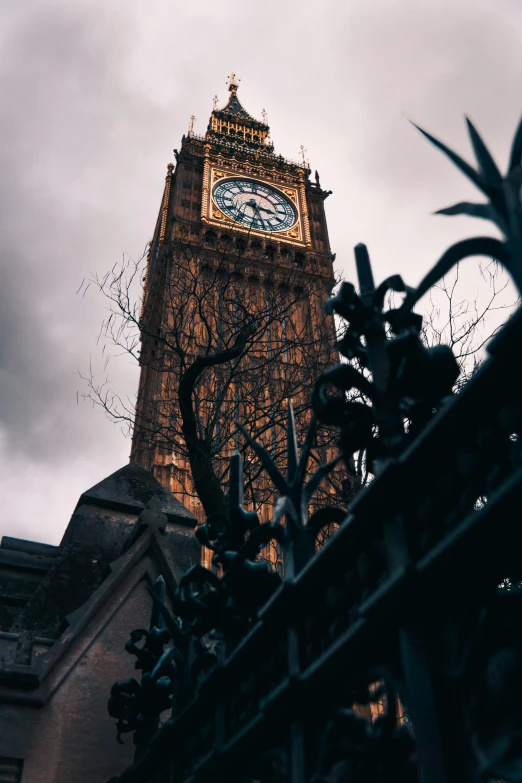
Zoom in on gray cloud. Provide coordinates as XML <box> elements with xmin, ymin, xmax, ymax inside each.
<box><xmin>0</xmin><ymin>0</ymin><xmax>520</xmax><ymax>543</ymax></box>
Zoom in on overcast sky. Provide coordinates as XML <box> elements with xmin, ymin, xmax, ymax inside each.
<box><xmin>0</xmin><ymin>0</ymin><xmax>520</xmax><ymax>545</ymax></box>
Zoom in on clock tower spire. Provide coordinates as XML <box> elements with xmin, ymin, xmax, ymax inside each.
<box><xmin>206</xmin><ymin>74</ymin><xmax>273</xmax><ymax>154</ymax></box>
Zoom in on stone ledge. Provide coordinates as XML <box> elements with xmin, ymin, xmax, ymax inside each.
<box><xmin>78</xmin><ymin>462</ymin><xmax>197</xmax><ymax>528</ymax></box>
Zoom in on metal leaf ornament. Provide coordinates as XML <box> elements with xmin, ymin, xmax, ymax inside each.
<box><xmin>313</xmin><ymin>684</ymin><xmax>418</xmax><ymax>783</ymax></box>
<box><xmin>454</xmin><ymin>590</ymin><xmax>522</xmax><ymax>781</ymax></box>
<box><xmin>313</xmin><ymin>244</ymin><xmax>459</xmax><ymax>472</ymax></box>
<box><xmin>240</xmin><ymin>402</ymin><xmax>344</xmax><ymax>578</ymax></box>
<box><xmin>108</xmin><ymin>576</ymin><xmax>177</xmax><ymax>755</ymax></box>
<box><xmin>402</xmin><ymin>115</ymin><xmax>522</xmax><ymax>312</ymax></box>
<box><xmin>184</xmin><ymin>451</ymin><xmax>287</xmax><ymax>648</ymax></box>
<box><xmin>147</xmin><ymin>579</ymin><xmax>218</xmax><ymax>705</ymax></box>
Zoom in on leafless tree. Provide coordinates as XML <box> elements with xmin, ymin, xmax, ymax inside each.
<box><xmin>83</xmin><ymin>227</ymin><xmax>515</xmax><ymax>546</ymax></box>
<box><xmin>82</xmin><ymin>229</ymin><xmax>343</xmax><ymax>524</ymax></box>
<box><xmin>419</xmin><ymin>259</ymin><xmax>519</xmax><ymax>391</ymax></box>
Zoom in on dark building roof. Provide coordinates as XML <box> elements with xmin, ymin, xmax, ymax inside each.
<box><xmin>0</xmin><ymin>538</ymin><xmax>60</xmax><ymax>633</ymax></box>
<box><xmin>216</xmin><ymin>86</ymin><xmax>259</xmax><ymax>123</ymax></box>
<box><xmin>0</xmin><ymin>461</ymin><xmax>197</xmax><ymax>640</ymax></box>
<box><xmin>78</xmin><ymin>461</ymin><xmax>196</xmax><ymax>527</ymax></box>
<box><xmin>209</xmin><ymin>80</ymin><xmax>269</xmax><ymax>132</ymax></box>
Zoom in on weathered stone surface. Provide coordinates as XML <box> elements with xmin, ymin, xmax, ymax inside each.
<box><xmin>60</xmin><ymin>505</ymin><xmax>139</xmax><ymax>564</ymax></box>
<box><xmin>7</xmin><ymin>463</ymin><xmax>199</xmax><ymax>639</ymax></box>
<box><xmin>9</xmin><ymin>542</ymin><xmax>112</xmax><ymax>638</ymax></box>
<box><xmin>0</xmin><ymin>569</ymin><xmax>156</xmax><ymax>782</ymax></box>
<box><xmin>0</xmin><ymin>539</ymin><xmax>58</xmax><ymax>633</ymax></box>
<box><xmin>0</xmin><ymin>538</ymin><xmax>59</xmax><ymax>557</ymax></box>
<box><xmin>134</xmin><ymin>495</ymin><xmax>168</xmax><ymax>532</ymax></box>
<box><xmin>1</xmin><ymin>459</ymin><xmax>198</xmax><ymax>649</ymax></box>
<box><xmin>122</xmin><ymin>495</ymin><xmax>167</xmax><ymax>553</ymax></box>
<box><xmin>78</xmin><ymin>461</ymin><xmax>197</xmax><ymax>526</ymax></box>
<box><xmin>0</xmin><ymin>459</ymin><xmax>200</xmax><ymax>782</ymax></box>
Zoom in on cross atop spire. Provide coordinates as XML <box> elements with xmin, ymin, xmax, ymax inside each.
<box><xmin>213</xmin><ymin>74</ymin><xmax>261</xmax><ymax>125</ymax></box>
<box><xmin>226</xmin><ymin>72</ymin><xmax>241</xmax><ymax>93</ymax></box>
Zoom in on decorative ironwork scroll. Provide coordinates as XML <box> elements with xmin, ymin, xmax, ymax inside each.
<box><xmin>106</xmin><ymin>114</ymin><xmax>522</xmax><ymax>783</ymax></box>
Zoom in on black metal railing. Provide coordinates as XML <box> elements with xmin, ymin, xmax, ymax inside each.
<box><xmin>105</xmin><ymin>114</ymin><xmax>522</xmax><ymax>783</ymax></box>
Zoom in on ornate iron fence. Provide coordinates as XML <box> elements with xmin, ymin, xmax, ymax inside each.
<box><xmin>106</xmin><ymin>115</ymin><xmax>522</xmax><ymax>783</ymax></box>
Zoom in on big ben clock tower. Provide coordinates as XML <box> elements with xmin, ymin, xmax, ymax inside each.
<box><xmin>131</xmin><ymin>75</ymin><xmax>338</xmax><ymax>553</ymax></box>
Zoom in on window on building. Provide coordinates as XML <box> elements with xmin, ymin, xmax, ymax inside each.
<box><xmin>235</xmin><ymin>237</ymin><xmax>247</xmax><ymax>254</ymax></box>
<box><xmin>0</xmin><ymin>757</ymin><xmax>24</xmax><ymax>782</ymax></box>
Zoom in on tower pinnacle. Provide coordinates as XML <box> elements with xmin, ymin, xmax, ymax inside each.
<box><xmin>209</xmin><ymin>74</ymin><xmax>266</xmax><ymax>132</ymax></box>
<box><xmin>226</xmin><ymin>72</ymin><xmax>240</xmax><ymax>93</ymax></box>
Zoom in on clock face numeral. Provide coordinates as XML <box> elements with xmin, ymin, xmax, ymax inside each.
<box><xmin>212</xmin><ymin>177</ymin><xmax>297</xmax><ymax>233</ymax></box>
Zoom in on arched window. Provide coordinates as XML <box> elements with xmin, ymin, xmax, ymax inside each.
<box><xmin>235</xmin><ymin>237</ymin><xmax>247</xmax><ymax>254</ymax></box>
<box><xmin>204</xmin><ymin>229</ymin><xmax>216</xmax><ymax>246</ymax></box>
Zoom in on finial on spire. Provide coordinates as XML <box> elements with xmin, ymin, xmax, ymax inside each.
<box><xmin>188</xmin><ymin>115</ymin><xmax>196</xmax><ymax>136</ymax></box>
<box><xmin>226</xmin><ymin>72</ymin><xmax>240</xmax><ymax>92</ymax></box>
<box><xmin>213</xmin><ymin>94</ymin><xmax>218</xmax><ymax>110</ymax></box>
<box><xmin>261</xmin><ymin>108</ymin><xmax>268</xmax><ymax>125</ymax></box>
<box><xmin>299</xmin><ymin>145</ymin><xmax>308</xmax><ymax>166</ymax></box>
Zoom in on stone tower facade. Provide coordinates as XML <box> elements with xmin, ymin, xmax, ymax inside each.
<box><xmin>131</xmin><ymin>77</ymin><xmax>338</xmax><ymax>554</ymax></box>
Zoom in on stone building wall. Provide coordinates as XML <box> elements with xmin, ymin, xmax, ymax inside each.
<box><xmin>0</xmin><ymin>462</ymin><xmax>199</xmax><ymax>783</ymax></box>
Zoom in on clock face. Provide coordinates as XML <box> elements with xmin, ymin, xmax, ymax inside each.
<box><xmin>212</xmin><ymin>178</ymin><xmax>297</xmax><ymax>233</ymax></box>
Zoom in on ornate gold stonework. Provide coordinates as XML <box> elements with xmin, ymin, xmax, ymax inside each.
<box><xmin>159</xmin><ymin>163</ymin><xmax>174</xmax><ymax>243</ymax></box>
<box><xmin>211</xmin><ymin>205</ymin><xmax>228</xmax><ymax>221</ymax></box>
<box><xmin>282</xmin><ymin>188</ymin><xmax>298</xmax><ymax>201</ymax></box>
<box><xmin>299</xmin><ymin>182</ymin><xmax>312</xmax><ymax>246</ymax></box>
<box><xmin>201</xmin><ymin>162</ymin><xmax>310</xmax><ymax>247</ymax></box>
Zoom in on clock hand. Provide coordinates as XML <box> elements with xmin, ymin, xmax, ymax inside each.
<box><xmin>252</xmin><ymin>202</ymin><xmax>266</xmax><ymax>230</ymax></box>
<box><xmin>244</xmin><ymin>199</ymin><xmax>257</xmax><ymax>216</ymax></box>
<box><xmin>234</xmin><ymin>201</ymin><xmax>250</xmax><ymax>225</ymax></box>
<box><xmin>257</xmin><ymin>205</ymin><xmax>276</xmax><ymax>216</ymax></box>
<box><xmin>235</xmin><ymin>202</ymin><xmax>246</xmax><ymax>217</ymax></box>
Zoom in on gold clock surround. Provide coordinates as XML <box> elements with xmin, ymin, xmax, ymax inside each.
<box><xmin>201</xmin><ymin>159</ymin><xmax>311</xmax><ymax>247</ymax></box>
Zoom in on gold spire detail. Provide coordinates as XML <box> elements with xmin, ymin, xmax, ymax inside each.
<box><xmin>226</xmin><ymin>72</ymin><xmax>240</xmax><ymax>92</ymax></box>
<box><xmin>207</xmin><ymin>76</ymin><xmax>270</xmax><ymax>148</ymax></box>
<box><xmin>159</xmin><ymin>163</ymin><xmax>174</xmax><ymax>243</ymax></box>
